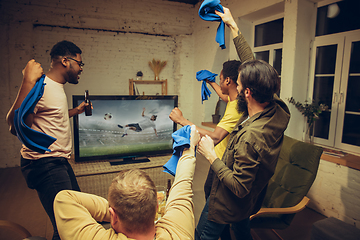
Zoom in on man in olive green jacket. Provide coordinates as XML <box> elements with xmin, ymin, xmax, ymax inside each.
<box><xmin>196</xmin><ymin>60</ymin><xmax>290</xmax><ymax>240</ymax></box>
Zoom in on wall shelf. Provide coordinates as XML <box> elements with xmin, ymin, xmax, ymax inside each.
<box><xmin>129</xmin><ymin>79</ymin><xmax>167</xmax><ymax>95</ymax></box>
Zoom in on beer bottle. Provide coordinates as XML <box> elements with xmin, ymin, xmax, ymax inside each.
<box><xmin>84</xmin><ymin>90</ymin><xmax>92</xmax><ymax>116</ymax></box>
<box><xmin>166</xmin><ymin>179</ymin><xmax>171</xmax><ymax>200</ymax></box>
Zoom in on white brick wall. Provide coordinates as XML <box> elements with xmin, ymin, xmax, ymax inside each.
<box><xmin>308</xmin><ymin>159</ymin><xmax>360</xmax><ymax>229</ymax></box>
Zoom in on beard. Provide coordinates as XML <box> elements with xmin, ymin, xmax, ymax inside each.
<box><xmin>236</xmin><ymin>90</ymin><xmax>248</xmax><ymax>115</ymax></box>
<box><xmin>67</xmin><ymin>63</ymin><xmax>80</xmax><ymax>84</ymax></box>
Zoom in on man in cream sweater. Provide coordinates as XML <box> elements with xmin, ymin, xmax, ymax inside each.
<box><xmin>54</xmin><ymin>125</ymin><xmax>200</xmax><ymax>240</ymax></box>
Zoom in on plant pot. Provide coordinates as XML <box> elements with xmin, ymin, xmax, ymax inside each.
<box><xmin>212</xmin><ymin>114</ymin><xmax>220</xmax><ymax>124</ymax></box>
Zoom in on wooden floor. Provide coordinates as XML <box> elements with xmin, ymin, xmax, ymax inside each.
<box><xmin>0</xmin><ymin>154</ymin><xmax>326</xmax><ymax>240</ymax></box>
<box><xmin>0</xmin><ymin>166</ymin><xmax>53</xmax><ymax>240</ymax></box>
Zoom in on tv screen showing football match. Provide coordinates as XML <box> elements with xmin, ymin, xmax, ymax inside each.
<box><xmin>72</xmin><ymin>95</ymin><xmax>178</xmax><ymax>162</ymax></box>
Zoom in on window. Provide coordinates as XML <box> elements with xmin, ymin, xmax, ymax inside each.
<box><xmin>254</xmin><ymin>18</ymin><xmax>283</xmax><ymax>47</ymax></box>
<box><xmin>254</xmin><ymin>17</ymin><xmax>283</xmax><ymax>96</ymax></box>
<box><xmin>310</xmin><ymin>0</ymin><xmax>360</xmax><ymax>153</ymax></box>
<box><xmin>316</xmin><ymin>0</ymin><xmax>360</xmax><ymax>37</ymax></box>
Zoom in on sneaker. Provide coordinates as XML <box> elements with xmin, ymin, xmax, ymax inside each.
<box><xmin>118</xmin><ymin>124</ymin><xmax>123</xmax><ymax>128</ymax></box>
<box><xmin>121</xmin><ymin>133</ymin><xmax>128</xmax><ymax>137</ymax></box>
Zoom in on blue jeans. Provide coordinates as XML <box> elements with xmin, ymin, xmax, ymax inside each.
<box><xmin>21</xmin><ymin>156</ymin><xmax>81</xmax><ymax>240</ymax></box>
<box><xmin>195</xmin><ymin>198</ymin><xmax>253</xmax><ymax>240</ymax></box>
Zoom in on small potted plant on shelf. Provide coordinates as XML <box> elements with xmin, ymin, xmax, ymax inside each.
<box><xmin>136</xmin><ymin>71</ymin><xmax>143</xmax><ymax>80</ymax></box>
<box><xmin>287</xmin><ymin>97</ymin><xmax>328</xmax><ymax>143</ymax></box>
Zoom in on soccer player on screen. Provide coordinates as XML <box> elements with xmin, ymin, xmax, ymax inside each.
<box><xmin>118</xmin><ymin>108</ymin><xmax>158</xmax><ymax>137</ymax></box>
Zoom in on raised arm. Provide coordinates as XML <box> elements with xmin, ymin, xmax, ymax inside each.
<box><xmin>215</xmin><ymin>7</ymin><xmax>239</xmax><ymax>39</ymax></box>
<box><xmin>142</xmin><ymin>107</ymin><xmax>146</xmax><ymax>117</ymax></box>
<box><xmin>169</xmin><ymin>107</ymin><xmax>228</xmax><ymax>146</ymax></box>
<box><xmin>156</xmin><ymin>125</ymin><xmax>200</xmax><ymax>238</ymax></box>
<box><xmin>216</xmin><ymin>7</ymin><xmax>255</xmax><ymax>63</ymax></box>
<box><xmin>205</xmin><ymin>7</ymin><xmax>253</xmax><ymax>103</ymax></box>
<box><xmin>54</xmin><ymin>190</ymin><xmax>114</xmax><ymax>240</ymax></box>
<box><xmin>6</xmin><ymin>59</ymin><xmax>43</xmax><ymax>135</ymax></box>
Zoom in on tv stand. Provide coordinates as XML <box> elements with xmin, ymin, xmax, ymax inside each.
<box><xmin>69</xmin><ymin>154</ymin><xmax>173</xmax><ymax>199</ymax></box>
<box><xmin>109</xmin><ymin>156</ymin><xmax>150</xmax><ymax>166</ymax></box>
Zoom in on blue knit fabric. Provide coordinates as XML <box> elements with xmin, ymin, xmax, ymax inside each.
<box><xmin>196</xmin><ymin>70</ymin><xmax>218</xmax><ymax>103</ymax></box>
<box><xmin>14</xmin><ymin>75</ymin><xmax>57</xmax><ymax>153</ymax></box>
<box><xmin>163</xmin><ymin>125</ymin><xmax>192</xmax><ymax>176</ymax></box>
<box><xmin>199</xmin><ymin>0</ymin><xmax>225</xmax><ymax>49</ymax></box>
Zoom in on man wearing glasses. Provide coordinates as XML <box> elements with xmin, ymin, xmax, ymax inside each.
<box><xmin>6</xmin><ymin>40</ymin><xmax>89</xmax><ymax>240</ymax></box>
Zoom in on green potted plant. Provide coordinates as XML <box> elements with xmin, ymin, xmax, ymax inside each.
<box><xmin>136</xmin><ymin>71</ymin><xmax>143</xmax><ymax>80</ymax></box>
<box><xmin>287</xmin><ymin>97</ymin><xmax>328</xmax><ymax>142</ymax></box>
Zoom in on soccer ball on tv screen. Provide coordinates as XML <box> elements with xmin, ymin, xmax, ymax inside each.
<box><xmin>104</xmin><ymin>113</ymin><xmax>112</xmax><ymax>120</ymax></box>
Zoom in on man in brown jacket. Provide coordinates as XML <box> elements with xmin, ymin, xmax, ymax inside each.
<box><xmin>196</xmin><ymin>60</ymin><xmax>290</xmax><ymax>240</ymax></box>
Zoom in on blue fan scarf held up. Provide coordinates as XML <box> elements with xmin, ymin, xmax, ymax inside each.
<box><xmin>14</xmin><ymin>74</ymin><xmax>57</xmax><ymax>153</ymax></box>
<box><xmin>163</xmin><ymin>125</ymin><xmax>192</xmax><ymax>176</ymax></box>
<box><xmin>198</xmin><ymin>0</ymin><xmax>226</xmax><ymax>49</ymax></box>
<box><xmin>196</xmin><ymin>70</ymin><xmax>218</xmax><ymax>103</ymax></box>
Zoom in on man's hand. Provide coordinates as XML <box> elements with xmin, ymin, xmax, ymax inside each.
<box><xmin>190</xmin><ymin>125</ymin><xmax>200</xmax><ymax>150</ymax></box>
<box><xmin>169</xmin><ymin>107</ymin><xmax>191</xmax><ymax>126</ymax></box>
<box><xmin>76</xmin><ymin>101</ymin><xmax>88</xmax><ymax>115</ymax></box>
<box><xmin>68</xmin><ymin>101</ymin><xmax>92</xmax><ymax>118</ymax></box>
<box><xmin>6</xmin><ymin>59</ymin><xmax>44</xmax><ymax>135</ymax></box>
<box><xmin>198</xmin><ymin>135</ymin><xmax>218</xmax><ymax>164</ymax></box>
<box><xmin>22</xmin><ymin>59</ymin><xmax>44</xmax><ymax>84</ymax></box>
<box><xmin>215</xmin><ymin>7</ymin><xmax>239</xmax><ymax>38</ymax></box>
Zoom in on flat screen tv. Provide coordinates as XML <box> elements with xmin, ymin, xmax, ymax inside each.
<box><xmin>72</xmin><ymin>95</ymin><xmax>178</xmax><ymax>164</ymax></box>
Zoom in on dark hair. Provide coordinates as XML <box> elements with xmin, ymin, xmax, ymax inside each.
<box><xmin>238</xmin><ymin>60</ymin><xmax>280</xmax><ymax>103</ymax></box>
<box><xmin>222</xmin><ymin>60</ymin><xmax>241</xmax><ymax>84</ymax></box>
<box><xmin>50</xmin><ymin>40</ymin><xmax>82</xmax><ymax>59</ymax></box>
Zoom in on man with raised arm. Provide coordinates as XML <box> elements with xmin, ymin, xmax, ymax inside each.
<box><xmin>170</xmin><ymin>7</ymin><xmax>254</xmax><ymax>152</ymax></box>
<box><xmin>54</xmin><ymin>125</ymin><xmax>200</xmax><ymax>240</ymax></box>
<box><xmin>6</xmin><ymin>41</ymin><xmax>88</xmax><ymax>240</ymax></box>
<box><xmin>170</xmin><ymin>3</ymin><xmax>255</xmax><ymax>210</ymax></box>
<box><xmin>170</xmin><ymin>8</ymin><xmax>255</xmax><ymax>238</ymax></box>
<box><xmin>196</xmin><ymin>60</ymin><xmax>290</xmax><ymax>240</ymax></box>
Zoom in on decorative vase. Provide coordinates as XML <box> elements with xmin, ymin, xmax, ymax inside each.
<box><xmin>149</xmin><ymin>59</ymin><xmax>166</xmax><ymax>81</ymax></box>
<box><xmin>307</xmin><ymin>123</ymin><xmax>315</xmax><ymax>144</ymax></box>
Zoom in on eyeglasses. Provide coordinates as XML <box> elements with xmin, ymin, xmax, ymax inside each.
<box><xmin>67</xmin><ymin>57</ymin><xmax>85</xmax><ymax>67</ymax></box>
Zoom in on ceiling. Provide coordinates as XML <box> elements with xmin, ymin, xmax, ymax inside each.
<box><xmin>168</xmin><ymin>0</ymin><xmax>201</xmax><ymax>5</ymax></box>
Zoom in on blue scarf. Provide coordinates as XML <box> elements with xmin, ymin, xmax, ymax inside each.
<box><xmin>163</xmin><ymin>125</ymin><xmax>192</xmax><ymax>176</ymax></box>
<box><xmin>199</xmin><ymin>0</ymin><xmax>225</xmax><ymax>49</ymax></box>
<box><xmin>196</xmin><ymin>70</ymin><xmax>218</xmax><ymax>103</ymax></box>
<box><xmin>14</xmin><ymin>75</ymin><xmax>57</xmax><ymax>153</ymax></box>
